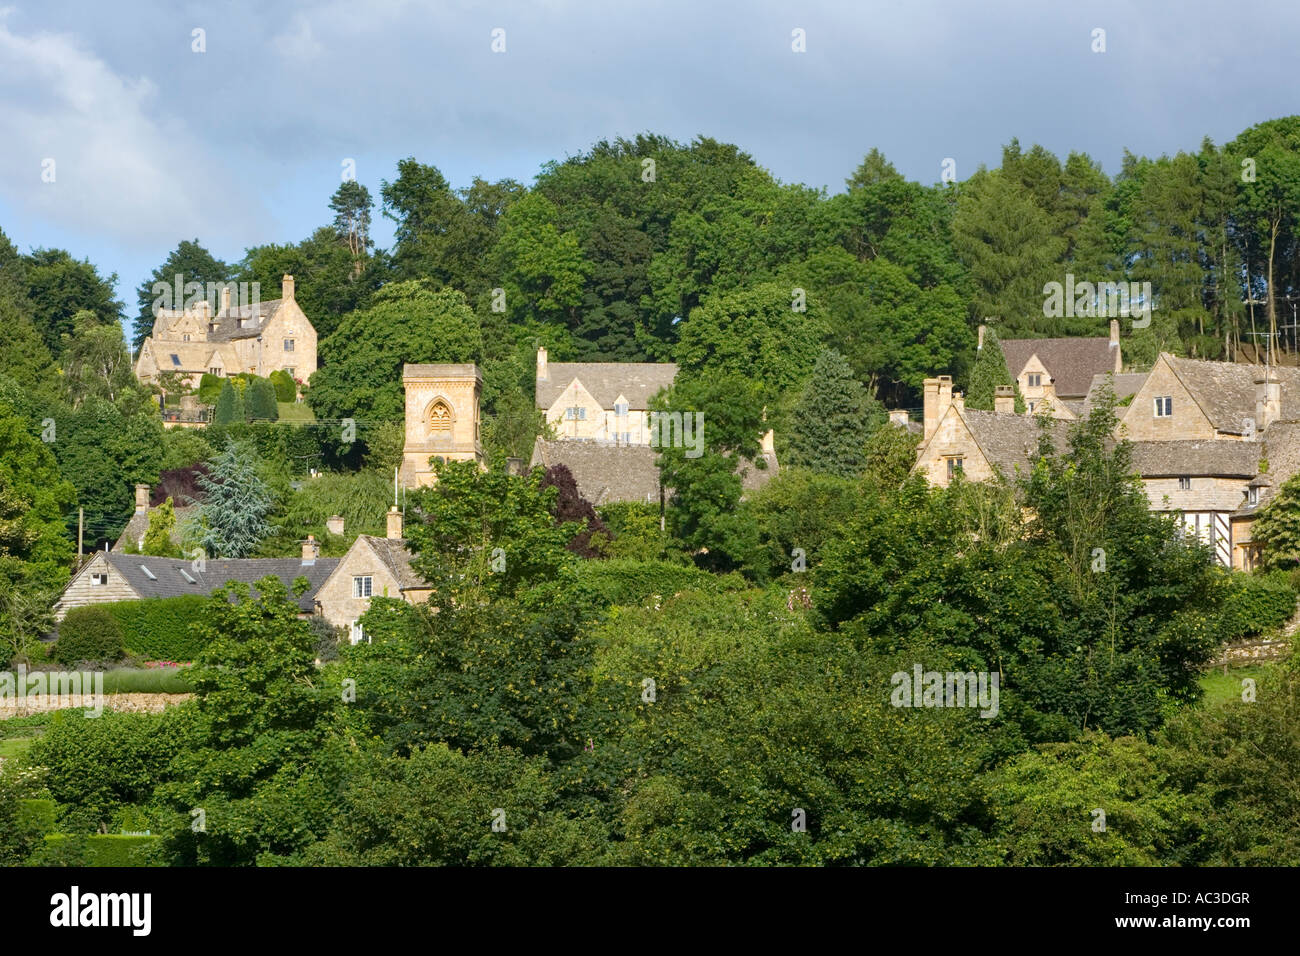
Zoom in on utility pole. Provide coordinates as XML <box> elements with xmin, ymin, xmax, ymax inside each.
<box><xmin>78</xmin><ymin>507</ymin><xmax>84</xmax><ymax>561</ymax></box>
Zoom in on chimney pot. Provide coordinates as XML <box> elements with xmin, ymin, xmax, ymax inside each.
<box><xmin>977</xmin><ymin>325</ymin><xmax>986</xmax><ymax>350</ymax></box>
<box><xmin>387</xmin><ymin>506</ymin><xmax>403</xmax><ymax>540</ymax></box>
<box><xmin>994</xmin><ymin>385</ymin><xmax>1015</xmax><ymax>414</ymax></box>
<box><xmin>326</xmin><ymin>514</ymin><xmax>345</xmax><ymax>536</ymax></box>
<box><xmin>537</xmin><ymin>346</ymin><xmax>549</xmax><ymax>381</ymax></box>
<box><xmin>134</xmin><ymin>483</ymin><xmax>150</xmax><ymax>514</ymax></box>
<box><xmin>221</xmin><ymin>285</ymin><xmax>232</xmax><ymax>314</ymax></box>
<box><xmin>889</xmin><ymin>409</ymin><xmax>910</xmax><ymax>427</ymax></box>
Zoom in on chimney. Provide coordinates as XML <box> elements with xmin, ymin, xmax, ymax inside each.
<box><xmin>953</xmin><ymin>391</ymin><xmax>965</xmax><ymax>415</ymax></box>
<box><xmin>301</xmin><ymin>534</ymin><xmax>318</xmax><ymax>565</ymax></box>
<box><xmin>1110</xmin><ymin>319</ymin><xmax>1122</xmax><ymax>373</ymax></box>
<box><xmin>134</xmin><ymin>483</ymin><xmax>150</xmax><ymax>514</ymax></box>
<box><xmin>923</xmin><ymin>376</ymin><xmax>953</xmax><ymax>441</ymax></box>
<box><xmin>537</xmin><ymin>346</ymin><xmax>548</xmax><ymax>382</ymax></box>
<box><xmin>386</xmin><ymin>506</ymin><xmax>403</xmax><ymax>540</ymax></box>
<box><xmin>977</xmin><ymin>324</ymin><xmax>985</xmax><ymax>350</ymax></box>
<box><xmin>326</xmin><ymin>515</ymin><xmax>345</xmax><ymax>536</ymax></box>
<box><xmin>1255</xmin><ymin>374</ymin><xmax>1280</xmax><ymax>433</ymax></box>
<box><xmin>761</xmin><ymin>429</ymin><xmax>775</xmax><ymax>455</ymax></box>
<box><xmin>282</xmin><ymin>274</ymin><xmax>295</xmax><ymax>301</ymax></box>
<box><xmin>994</xmin><ymin>385</ymin><xmax>1015</xmax><ymax>414</ymax></box>
<box><xmin>889</xmin><ymin>409</ymin><xmax>909</xmax><ymax>428</ymax></box>
<box><xmin>221</xmin><ymin>284</ymin><xmax>232</xmax><ymax>314</ymax></box>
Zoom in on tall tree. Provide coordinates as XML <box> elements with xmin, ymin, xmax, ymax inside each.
<box><xmin>196</xmin><ymin>439</ymin><xmax>274</xmax><ymax>558</ymax></box>
<box><xmin>966</xmin><ymin>328</ymin><xmax>1025</xmax><ymax>412</ymax></box>
<box><xmin>132</xmin><ymin>240</ymin><xmax>228</xmax><ymax>350</ymax></box>
<box><xmin>329</xmin><ymin>181</ymin><xmax>373</xmax><ymax>268</ymax></box>
<box><xmin>785</xmin><ymin>348</ymin><xmax>883</xmax><ymax>477</ymax></box>
<box><xmin>23</xmin><ymin>249</ymin><xmax>123</xmax><ymax>357</ymax></box>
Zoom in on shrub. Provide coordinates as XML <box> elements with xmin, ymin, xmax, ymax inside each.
<box><xmin>198</xmin><ymin>373</ymin><xmax>225</xmax><ymax>405</ymax></box>
<box><xmin>41</xmin><ymin>834</ymin><xmax>159</xmax><ymax>866</ymax></box>
<box><xmin>105</xmin><ymin>596</ymin><xmax>209</xmax><ymax>661</ymax></box>
<box><xmin>574</xmin><ymin>558</ymin><xmax>744</xmax><ymax>607</ymax></box>
<box><xmin>269</xmin><ymin>369</ymin><xmax>297</xmax><ymax>403</ymax></box>
<box><xmin>101</xmin><ymin>667</ymin><xmax>192</xmax><ymax>694</ymax></box>
<box><xmin>54</xmin><ymin>607</ymin><xmax>126</xmax><ymax>664</ymax></box>
<box><xmin>1217</xmin><ymin>571</ymin><xmax>1298</xmax><ymax>640</ymax></box>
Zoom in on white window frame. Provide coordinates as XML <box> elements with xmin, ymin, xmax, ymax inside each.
<box><xmin>1027</xmin><ymin>373</ymin><xmax>1042</xmax><ymax>388</ymax></box>
<box><xmin>1154</xmin><ymin>396</ymin><xmax>1173</xmax><ymax>418</ymax></box>
<box><xmin>91</xmin><ymin>573</ymin><xmax>108</xmax><ymax>586</ymax></box>
<box><xmin>284</xmin><ymin>339</ymin><xmax>295</xmax><ymax>352</ymax></box>
<box><xmin>352</xmin><ymin>575</ymin><xmax>373</xmax><ymax>598</ymax></box>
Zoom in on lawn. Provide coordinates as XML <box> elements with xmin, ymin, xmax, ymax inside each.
<box><xmin>277</xmin><ymin>401</ymin><xmax>315</xmax><ymax>423</ymax></box>
<box><xmin>1198</xmin><ymin>664</ymin><xmax>1272</xmax><ymax>707</ymax></box>
<box><xmin>0</xmin><ymin>737</ymin><xmax>35</xmax><ymax>759</ymax></box>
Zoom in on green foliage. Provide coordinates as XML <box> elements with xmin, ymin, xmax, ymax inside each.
<box><xmin>101</xmin><ymin>667</ymin><xmax>193</xmax><ymax>694</ymax></box>
<box><xmin>54</xmin><ymin>605</ymin><xmax>126</xmax><ymax>664</ymax></box>
<box><xmin>743</xmin><ymin>468</ymin><xmax>861</xmax><ymax>580</ymax></box>
<box><xmin>1215</xmin><ymin>570</ymin><xmax>1297</xmax><ymax>639</ymax></box>
<box><xmin>211</xmin><ymin>379</ymin><xmax>245</xmax><ymax>426</ymax></box>
<box><xmin>196</xmin><ymin>438</ymin><xmax>274</xmax><ymax>558</ymax></box>
<box><xmin>573</xmin><ymin>558</ymin><xmax>739</xmax><ymax>607</ymax></box>
<box><xmin>268</xmin><ymin>369</ymin><xmax>297</xmax><ymax>403</ymax></box>
<box><xmin>198</xmin><ymin>373</ymin><xmax>225</xmax><ymax>405</ymax></box>
<box><xmin>966</xmin><ymin>329</ymin><xmax>1025</xmax><ymax>412</ymax></box>
<box><xmin>142</xmin><ymin>496</ymin><xmax>182</xmax><ymax>557</ymax></box>
<box><xmin>785</xmin><ymin>348</ymin><xmax>883</xmax><ymax>477</ymax></box>
<box><xmin>0</xmin><ymin>765</ymin><xmax>47</xmax><ymax>864</ymax></box>
<box><xmin>246</xmin><ymin>377</ymin><xmax>279</xmax><ymax>422</ymax></box>
<box><xmin>862</xmin><ymin>421</ymin><xmax>921</xmax><ymax>487</ymax></box>
<box><xmin>42</xmin><ymin>834</ymin><xmax>160</xmax><ymax>866</ymax></box>
<box><xmin>104</xmin><ymin>596</ymin><xmax>209</xmax><ymax>660</ymax></box>
<box><xmin>133</xmin><ymin>239</ymin><xmax>229</xmax><ymax>349</ymax></box>
<box><xmin>22</xmin><ymin>248</ymin><xmax>123</xmax><ymax>358</ymax></box>
<box><xmin>596</xmin><ymin>502</ymin><xmax>677</xmax><ymax>562</ymax></box>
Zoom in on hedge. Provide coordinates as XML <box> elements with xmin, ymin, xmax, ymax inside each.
<box><xmin>269</xmin><ymin>369</ymin><xmax>297</xmax><ymax>403</ymax></box>
<box><xmin>1217</xmin><ymin>570</ymin><xmax>1298</xmax><ymax>640</ymax></box>
<box><xmin>54</xmin><ymin>606</ymin><xmax>126</xmax><ymax>664</ymax></box>
<box><xmin>43</xmin><ymin>834</ymin><xmax>159</xmax><ymax>866</ymax></box>
<box><xmin>19</xmin><ymin>799</ymin><xmax>56</xmax><ymax>833</ymax></box>
<box><xmin>104</xmin><ymin>596</ymin><xmax>210</xmax><ymax>661</ymax></box>
<box><xmin>574</xmin><ymin>558</ymin><xmax>745</xmax><ymax>607</ymax></box>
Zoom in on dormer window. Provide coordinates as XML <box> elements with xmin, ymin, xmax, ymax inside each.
<box><xmin>615</xmin><ymin>402</ymin><xmax>629</xmax><ymax>416</ymax></box>
<box><xmin>1247</xmin><ymin>487</ymin><xmax>1260</xmax><ymax>506</ymax></box>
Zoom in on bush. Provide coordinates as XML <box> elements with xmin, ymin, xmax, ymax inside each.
<box><xmin>54</xmin><ymin>607</ymin><xmax>126</xmax><ymax>664</ymax></box>
<box><xmin>198</xmin><ymin>373</ymin><xmax>225</xmax><ymax>405</ymax></box>
<box><xmin>573</xmin><ymin>558</ymin><xmax>744</xmax><ymax>607</ymax></box>
<box><xmin>1217</xmin><ymin>571</ymin><xmax>1298</xmax><ymax>640</ymax></box>
<box><xmin>270</xmin><ymin>369</ymin><xmax>297</xmax><ymax>403</ymax></box>
<box><xmin>41</xmin><ymin>834</ymin><xmax>159</xmax><ymax>866</ymax></box>
<box><xmin>105</xmin><ymin>596</ymin><xmax>208</xmax><ymax>660</ymax></box>
<box><xmin>101</xmin><ymin>667</ymin><xmax>192</xmax><ymax>694</ymax></box>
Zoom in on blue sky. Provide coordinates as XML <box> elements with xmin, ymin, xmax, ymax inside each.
<box><xmin>0</xmin><ymin>0</ymin><xmax>1294</xmax><ymax>331</ymax></box>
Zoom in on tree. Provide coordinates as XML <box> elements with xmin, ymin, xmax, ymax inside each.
<box><xmin>965</xmin><ymin>328</ymin><xmax>1026</xmax><ymax>412</ymax></box>
<box><xmin>492</xmin><ymin>191</ymin><xmax>587</xmax><ymax>325</ymax></box>
<box><xmin>785</xmin><ymin>348</ymin><xmax>883</xmax><ymax>477</ymax></box>
<box><xmin>539</xmin><ymin>464</ymin><xmax>608</xmax><ymax>558</ymax></box>
<box><xmin>196</xmin><ymin>439</ymin><xmax>274</xmax><ymax>558</ymax></box>
<box><xmin>142</xmin><ymin>496</ymin><xmax>182</xmax><ymax>557</ymax></box>
<box><xmin>329</xmin><ymin>180</ymin><xmax>373</xmax><ymax>264</ymax></box>
<box><xmin>61</xmin><ymin>310</ymin><xmax>135</xmax><ymax>407</ymax></box>
<box><xmin>211</xmin><ymin>379</ymin><xmax>245</xmax><ymax>426</ymax></box>
<box><xmin>246</xmin><ymin>377</ymin><xmax>279</xmax><ymax>422</ymax></box>
<box><xmin>132</xmin><ymin>240</ymin><xmax>229</xmax><ymax>349</ymax></box>
<box><xmin>845</xmin><ymin>148</ymin><xmax>903</xmax><ymax>190</ymax></box>
<box><xmin>308</xmin><ymin>281</ymin><xmax>483</xmax><ymax>426</ymax></box>
<box><xmin>22</xmin><ymin>249</ymin><xmax>123</xmax><ymax>357</ymax></box>
<box><xmin>1251</xmin><ymin>471</ymin><xmax>1300</xmax><ymax>569</ymax></box>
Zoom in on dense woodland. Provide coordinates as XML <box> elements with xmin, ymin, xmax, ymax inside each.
<box><xmin>2</xmin><ymin>119</ymin><xmax>1300</xmax><ymax>865</ymax></box>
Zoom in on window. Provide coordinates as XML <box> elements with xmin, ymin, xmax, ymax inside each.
<box><xmin>565</xmin><ymin>406</ymin><xmax>587</xmax><ymax>421</ymax></box>
<box><xmin>183</xmin><ymin>334</ymin><xmax>190</xmax><ymax>342</ymax></box>
<box><xmin>947</xmin><ymin>457</ymin><xmax>964</xmax><ymax>480</ymax></box>
<box><xmin>283</xmin><ymin>339</ymin><xmax>295</xmax><ymax>352</ymax></box>
<box><xmin>179</xmin><ymin>569</ymin><xmax>197</xmax><ymax>584</ymax></box>
<box><xmin>1027</xmin><ymin>373</ymin><xmax>1042</xmax><ymax>388</ymax></box>
<box><xmin>1027</xmin><ymin>401</ymin><xmax>1037</xmax><ymax>413</ymax></box>
<box><xmin>91</xmin><ymin>573</ymin><xmax>108</xmax><ymax>586</ymax></box>
<box><xmin>283</xmin><ymin>367</ymin><xmax>295</xmax><ymax>378</ymax></box>
<box><xmin>210</xmin><ymin>367</ymin><xmax>221</xmax><ymax>376</ymax></box>
<box><xmin>1178</xmin><ymin>477</ymin><xmax>1192</xmax><ymax>490</ymax></box>
<box><xmin>140</xmin><ymin>565</ymin><xmax>156</xmax><ymax>580</ymax></box>
<box><xmin>1154</xmin><ymin>396</ymin><xmax>1173</xmax><ymax>417</ymax></box>
<box><xmin>352</xmin><ymin>576</ymin><xmax>373</xmax><ymax>598</ymax></box>
<box><xmin>170</xmin><ymin>354</ymin><xmax>182</xmax><ymax>366</ymax></box>
<box><xmin>614</xmin><ymin>402</ymin><xmax>629</xmax><ymax>416</ymax></box>
<box><xmin>1247</xmin><ymin>487</ymin><xmax>1260</xmax><ymax>506</ymax></box>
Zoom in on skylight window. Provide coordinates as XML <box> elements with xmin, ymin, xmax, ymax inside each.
<box><xmin>171</xmin><ymin>354</ymin><xmax>182</xmax><ymax>366</ymax></box>
<box><xmin>179</xmin><ymin>569</ymin><xmax>196</xmax><ymax>584</ymax></box>
<box><xmin>140</xmin><ymin>565</ymin><xmax>156</xmax><ymax>580</ymax></box>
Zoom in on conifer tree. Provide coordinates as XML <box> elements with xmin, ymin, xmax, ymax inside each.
<box><xmin>966</xmin><ymin>329</ymin><xmax>1026</xmax><ymax>412</ymax></box>
<box><xmin>785</xmin><ymin>348</ymin><xmax>884</xmax><ymax>477</ymax></box>
<box><xmin>142</xmin><ymin>496</ymin><xmax>182</xmax><ymax>557</ymax></box>
<box><xmin>197</xmin><ymin>439</ymin><xmax>273</xmax><ymax>558</ymax></box>
<box><xmin>247</xmin><ymin>377</ymin><xmax>279</xmax><ymax>421</ymax></box>
<box><xmin>212</xmin><ymin>379</ymin><xmax>245</xmax><ymax>426</ymax></box>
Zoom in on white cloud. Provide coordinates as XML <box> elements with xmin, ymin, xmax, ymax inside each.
<box><xmin>0</xmin><ymin>11</ymin><xmax>263</xmax><ymax>249</ymax></box>
<box><xmin>273</xmin><ymin>15</ymin><xmax>324</xmax><ymax>60</ymax></box>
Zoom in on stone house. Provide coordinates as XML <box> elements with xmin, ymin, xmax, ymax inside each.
<box><xmin>53</xmin><ymin>538</ymin><xmax>339</xmax><ymax>621</ymax></box>
<box><xmin>997</xmin><ymin>320</ymin><xmax>1123</xmax><ymax>417</ymax></box>
<box><xmin>134</xmin><ymin>275</ymin><xmax>317</xmax><ymax>391</ymax></box>
<box><xmin>314</xmin><ymin>508</ymin><xmax>432</xmax><ymax>643</ymax></box>
<box><xmin>535</xmin><ymin>347</ymin><xmax>678</xmax><ymax>444</ymax></box>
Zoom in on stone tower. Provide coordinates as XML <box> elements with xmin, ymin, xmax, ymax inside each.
<box><xmin>400</xmin><ymin>364</ymin><xmax>483</xmax><ymax>486</ymax></box>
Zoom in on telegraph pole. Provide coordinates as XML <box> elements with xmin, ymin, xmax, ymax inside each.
<box><xmin>78</xmin><ymin>507</ymin><xmax>84</xmax><ymax>560</ymax></box>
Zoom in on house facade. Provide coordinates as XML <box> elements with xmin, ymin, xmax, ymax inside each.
<box><xmin>134</xmin><ymin>275</ymin><xmax>317</xmax><ymax>390</ymax></box>
<box><xmin>997</xmin><ymin>319</ymin><xmax>1123</xmax><ymax>418</ymax></box>
<box><xmin>535</xmin><ymin>347</ymin><xmax>678</xmax><ymax>444</ymax></box>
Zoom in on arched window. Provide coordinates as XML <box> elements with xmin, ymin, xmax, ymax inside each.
<box><xmin>428</xmin><ymin>399</ymin><xmax>453</xmax><ymax>442</ymax></box>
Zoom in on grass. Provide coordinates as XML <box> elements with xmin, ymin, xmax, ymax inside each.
<box><xmin>1198</xmin><ymin>664</ymin><xmax>1271</xmax><ymax>706</ymax></box>
<box><xmin>100</xmin><ymin>667</ymin><xmax>192</xmax><ymax>694</ymax></box>
<box><xmin>0</xmin><ymin>737</ymin><xmax>35</xmax><ymax>759</ymax></box>
<box><xmin>0</xmin><ymin>712</ymin><xmax>52</xmax><ymax>735</ymax></box>
<box><xmin>277</xmin><ymin>401</ymin><xmax>315</xmax><ymax>423</ymax></box>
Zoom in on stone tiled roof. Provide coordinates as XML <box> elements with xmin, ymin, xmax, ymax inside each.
<box><xmin>101</xmin><ymin>552</ymin><xmax>339</xmax><ymax>613</ymax></box>
<box><xmin>1263</xmin><ymin>421</ymin><xmax>1300</xmax><ymax>487</ymax></box>
<box><xmin>1129</xmin><ymin>440</ymin><xmax>1261</xmax><ymax>478</ymax></box>
<box><xmin>111</xmin><ymin>505</ymin><xmax>199</xmax><ymax>553</ymax></box>
<box><xmin>528</xmin><ymin>438</ymin><xmax>777</xmax><ymax>505</ymax></box>
<box><xmin>536</xmin><ymin>363</ymin><xmax>678</xmax><ymax>410</ymax></box>
<box><xmin>356</xmin><ymin>535</ymin><xmax>427</xmax><ymax>590</ymax></box>
<box><xmin>1001</xmin><ymin>336</ymin><xmax>1117</xmax><ymax>398</ymax></box>
<box><xmin>206</xmin><ymin>300</ymin><xmax>287</xmax><ymax>342</ymax></box>
<box><xmin>1164</xmin><ymin>355</ymin><xmax>1300</xmax><ymax>433</ymax></box>
<box><xmin>1085</xmin><ymin>372</ymin><xmax>1149</xmax><ymax>411</ymax></box>
<box><xmin>404</xmin><ymin>363</ymin><xmax>482</xmax><ymax>380</ymax></box>
<box><xmin>962</xmin><ymin>410</ymin><xmax>1068</xmax><ymax>478</ymax></box>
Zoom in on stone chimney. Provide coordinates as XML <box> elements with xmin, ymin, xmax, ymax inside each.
<box><xmin>994</xmin><ymin>385</ymin><xmax>1015</xmax><ymax>414</ymax></box>
<box><xmin>134</xmin><ymin>483</ymin><xmax>150</xmax><ymax>514</ymax></box>
<box><xmin>761</xmin><ymin>429</ymin><xmax>775</xmax><ymax>455</ymax></box>
<box><xmin>1110</xmin><ymin>319</ymin><xmax>1122</xmax><ymax>373</ymax></box>
<box><xmin>221</xmin><ymin>284</ymin><xmax>232</xmax><ymax>314</ymax></box>
<box><xmin>977</xmin><ymin>324</ymin><xmax>986</xmax><ymax>350</ymax></box>
<box><xmin>889</xmin><ymin>409</ymin><xmax>909</xmax><ymax>428</ymax></box>
<box><xmin>386</xmin><ymin>506</ymin><xmax>403</xmax><ymax>540</ymax></box>
<box><xmin>1255</xmin><ymin>373</ymin><xmax>1281</xmax><ymax>433</ymax></box>
<box><xmin>326</xmin><ymin>515</ymin><xmax>345</xmax><ymax>536</ymax></box>
<box><xmin>952</xmin><ymin>391</ymin><xmax>965</xmax><ymax>415</ymax></box>
<box><xmin>282</xmin><ymin>274</ymin><xmax>295</xmax><ymax>301</ymax></box>
<box><xmin>301</xmin><ymin>534</ymin><xmax>319</xmax><ymax>565</ymax></box>
<box><xmin>923</xmin><ymin>376</ymin><xmax>953</xmax><ymax>442</ymax></box>
<box><xmin>536</xmin><ymin>346</ymin><xmax>548</xmax><ymax>382</ymax></box>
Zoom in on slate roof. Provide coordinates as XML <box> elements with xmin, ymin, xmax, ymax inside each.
<box><xmin>1163</xmin><ymin>355</ymin><xmax>1300</xmax><ymax>433</ymax></box>
<box><xmin>529</xmin><ymin>438</ymin><xmax>778</xmax><ymax>505</ymax></box>
<box><xmin>100</xmin><ymin>552</ymin><xmax>339</xmax><ymax>613</ymax></box>
<box><xmin>536</xmin><ymin>363</ymin><xmax>678</xmax><ymax>410</ymax></box>
<box><xmin>1263</xmin><ymin>421</ymin><xmax>1300</xmax><ymax>487</ymax></box>
<box><xmin>1001</xmin><ymin>337</ymin><xmax>1118</xmax><ymax>398</ymax></box>
<box><xmin>355</xmin><ymin>536</ymin><xmax>426</xmax><ymax>590</ymax></box>
<box><xmin>1129</xmin><ymin>440</ymin><xmax>1261</xmax><ymax>478</ymax></box>
<box><xmin>962</xmin><ymin>410</ymin><xmax>1069</xmax><ymax>478</ymax></box>
<box><xmin>1085</xmin><ymin>372</ymin><xmax>1149</xmax><ymax>411</ymax></box>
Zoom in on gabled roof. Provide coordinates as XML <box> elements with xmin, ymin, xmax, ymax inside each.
<box><xmin>99</xmin><ymin>552</ymin><xmax>339</xmax><ymax>613</ymax></box>
<box><xmin>355</xmin><ymin>536</ymin><xmax>427</xmax><ymax>590</ymax></box>
<box><xmin>1129</xmin><ymin>440</ymin><xmax>1261</xmax><ymax>478</ymax></box>
<box><xmin>1161</xmin><ymin>355</ymin><xmax>1300</xmax><ymax>433</ymax></box>
<box><xmin>1085</xmin><ymin>372</ymin><xmax>1149</xmax><ymax>412</ymax></box>
<box><xmin>111</xmin><ymin>504</ymin><xmax>199</xmax><ymax>553</ymax></box>
<box><xmin>961</xmin><ymin>410</ymin><xmax>1068</xmax><ymax>477</ymax></box>
<box><xmin>1000</xmin><ymin>337</ymin><xmax>1117</xmax><ymax>398</ymax></box>
<box><xmin>536</xmin><ymin>363</ymin><xmax>678</xmax><ymax>410</ymax></box>
<box><xmin>206</xmin><ymin>299</ymin><xmax>288</xmax><ymax>342</ymax></box>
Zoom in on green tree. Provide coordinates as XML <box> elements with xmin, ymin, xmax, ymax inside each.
<box><xmin>61</xmin><ymin>310</ymin><xmax>135</xmax><ymax>408</ymax></box>
<box><xmin>211</xmin><ymin>379</ymin><xmax>245</xmax><ymax>426</ymax></box>
<box><xmin>246</xmin><ymin>377</ymin><xmax>279</xmax><ymax>422</ymax></box>
<box><xmin>1251</xmin><ymin>471</ymin><xmax>1300</xmax><ymax>569</ymax></box>
<box><xmin>23</xmin><ymin>248</ymin><xmax>123</xmax><ymax>357</ymax></box>
<box><xmin>329</xmin><ymin>180</ymin><xmax>373</xmax><ymax>264</ymax></box>
<box><xmin>142</xmin><ymin>496</ymin><xmax>182</xmax><ymax>557</ymax></box>
<box><xmin>965</xmin><ymin>328</ymin><xmax>1025</xmax><ymax>411</ymax></box>
<box><xmin>132</xmin><ymin>239</ymin><xmax>229</xmax><ymax>349</ymax></box>
<box><xmin>785</xmin><ymin>348</ymin><xmax>882</xmax><ymax>476</ymax></box>
<box><xmin>196</xmin><ymin>439</ymin><xmax>273</xmax><ymax>558</ymax></box>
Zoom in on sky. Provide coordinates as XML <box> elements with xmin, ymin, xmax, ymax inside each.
<box><xmin>0</xmin><ymin>0</ymin><xmax>1295</xmax><ymax>335</ymax></box>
